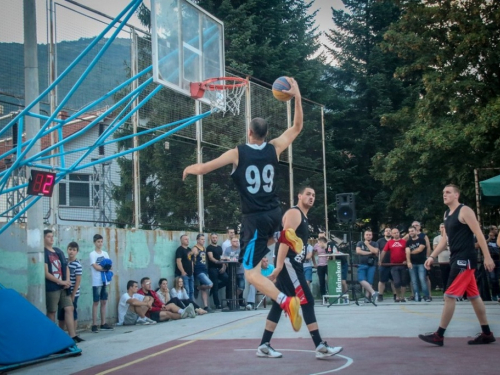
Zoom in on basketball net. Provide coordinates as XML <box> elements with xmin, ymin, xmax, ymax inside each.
<box><xmin>190</xmin><ymin>77</ymin><xmax>248</xmax><ymax>116</ymax></box>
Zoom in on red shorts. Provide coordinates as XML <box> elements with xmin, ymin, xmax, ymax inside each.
<box><xmin>444</xmin><ymin>268</ymin><xmax>479</xmax><ymax>299</ymax></box>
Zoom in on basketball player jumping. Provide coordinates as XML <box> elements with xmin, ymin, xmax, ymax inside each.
<box><xmin>419</xmin><ymin>184</ymin><xmax>496</xmax><ymax>346</ymax></box>
<box><xmin>256</xmin><ymin>186</ymin><xmax>343</xmax><ymax>359</ymax></box>
<box><xmin>183</xmin><ymin>77</ymin><xmax>304</xmax><ymax>331</ymax></box>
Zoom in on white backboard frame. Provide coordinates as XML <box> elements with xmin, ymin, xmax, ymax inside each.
<box><xmin>151</xmin><ymin>0</ymin><xmax>225</xmax><ymax>106</ymax></box>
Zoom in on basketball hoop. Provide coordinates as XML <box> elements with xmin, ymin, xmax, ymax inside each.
<box><xmin>190</xmin><ymin>77</ymin><xmax>248</xmax><ymax>116</ymax></box>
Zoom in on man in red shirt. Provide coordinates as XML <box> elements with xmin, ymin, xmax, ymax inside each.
<box><xmin>138</xmin><ymin>277</ymin><xmax>194</xmax><ymax>321</ymax></box>
<box><xmin>382</xmin><ymin>228</ymin><xmax>408</xmax><ymax>302</ymax></box>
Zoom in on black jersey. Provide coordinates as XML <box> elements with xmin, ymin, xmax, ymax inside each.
<box><xmin>231</xmin><ymin>143</ymin><xmax>280</xmax><ymax>215</ymax></box>
<box><xmin>444</xmin><ymin>204</ymin><xmax>477</xmax><ymax>268</ymax></box>
<box><xmin>274</xmin><ymin>206</ymin><xmax>309</xmax><ymax>264</ymax></box>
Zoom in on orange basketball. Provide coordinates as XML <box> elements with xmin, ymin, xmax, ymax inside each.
<box><xmin>272</xmin><ymin>77</ymin><xmax>292</xmax><ymax>102</ymax></box>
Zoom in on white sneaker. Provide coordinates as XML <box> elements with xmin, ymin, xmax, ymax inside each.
<box><xmin>145</xmin><ymin>317</ymin><xmax>157</xmax><ymax>324</ymax></box>
<box><xmin>246</xmin><ymin>304</ymin><xmax>253</xmax><ymax>310</ymax></box>
<box><xmin>256</xmin><ymin>343</ymin><xmax>282</xmax><ymax>358</ymax></box>
<box><xmin>136</xmin><ymin>317</ymin><xmax>150</xmax><ymax>325</ymax></box>
<box><xmin>182</xmin><ymin>303</ymin><xmax>195</xmax><ymax>319</ymax></box>
<box><xmin>316</xmin><ymin>342</ymin><xmax>343</xmax><ymax>359</ymax></box>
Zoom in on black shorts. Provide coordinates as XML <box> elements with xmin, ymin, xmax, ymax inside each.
<box><xmin>275</xmin><ymin>257</ymin><xmax>314</xmax><ymax>305</ymax></box>
<box><xmin>149</xmin><ymin>312</ymin><xmax>161</xmax><ymax>322</ymax></box>
<box><xmin>239</xmin><ymin>206</ymin><xmax>281</xmax><ymax>270</ymax></box>
<box><xmin>379</xmin><ymin>266</ymin><xmax>393</xmax><ymax>283</ymax></box>
<box><xmin>391</xmin><ymin>265</ymin><xmax>409</xmax><ymax>289</ymax></box>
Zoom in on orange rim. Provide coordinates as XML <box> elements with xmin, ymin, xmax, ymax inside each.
<box><xmin>201</xmin><ymin>77</ymin><xmax>248</xmax><ymax>91</ymax></box>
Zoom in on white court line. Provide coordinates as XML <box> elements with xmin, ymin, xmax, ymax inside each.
<box><xmin>234</xmin><ymin>349</ymin><xmax>353</xmax><ymax>373</ymax></box>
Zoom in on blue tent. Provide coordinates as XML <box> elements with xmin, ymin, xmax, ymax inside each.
<box><xmin>0</xmin><ymin>286</ymin><xmax>82</xmax><ymax>372</ymax></box>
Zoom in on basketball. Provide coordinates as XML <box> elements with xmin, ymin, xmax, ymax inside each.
<box><xmin>272</xmin><ymin>76</ymin><xmax>292</xmax><ymax>102</ymax></box>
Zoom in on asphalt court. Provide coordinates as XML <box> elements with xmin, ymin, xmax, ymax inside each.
<box><xmin>13</xmin><ymin>300</ymin><xmax>500</xmax><ymax>375</ymax></box>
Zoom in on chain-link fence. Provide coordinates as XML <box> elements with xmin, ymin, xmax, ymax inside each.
<box><xmin>0</xmin><ymin>0</ymin><xmax>327</xmax><ymax>234</ymax></box>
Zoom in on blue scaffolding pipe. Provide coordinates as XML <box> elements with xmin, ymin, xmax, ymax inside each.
<box><xmin>0</xmin><ymin>0</ymin><xmax>142</xmax><ymax>189</ymax></box>
<box><xmin>0</xmin><ymin>0</ymin><xmax>143</xmax><ymax>140</ymax></box>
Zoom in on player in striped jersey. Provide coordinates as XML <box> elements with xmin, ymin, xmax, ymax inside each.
<box><xmin>58</xmin><ymin>241</ymin><xmax>84</xmax><ymax>342</ymax></box>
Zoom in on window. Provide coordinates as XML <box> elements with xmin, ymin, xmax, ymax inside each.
<box><xmin>59</xmin><ymin>174</ymin><xmax>93</xmax><ymax>207</ymax></box>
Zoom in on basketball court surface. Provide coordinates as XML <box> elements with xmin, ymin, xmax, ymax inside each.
<box><xmin>13</xmin><ymin>300</ymin><xmax>499</xmax><ymax>375</ymax></box>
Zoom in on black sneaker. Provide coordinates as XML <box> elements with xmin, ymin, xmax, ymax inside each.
<box><xmin>72</xmin><ymin>336</ymin><xmax>85</xmax><ymax>343</ymax></box>
<box><xmin>91</xmin><ymin>325</ymin><xmax>98</xmax><ymax>333</ymax></box>
<box><xmin>418</xmin><ymin>332</ymin><xmax>444</xmax><ymax>346</ymax></box>
<box><xmin>100</xmin><ymin>323</ymin><xmax>114</xmax><ymax>331</ymax></box>
<box><xmin>468</xmin><ymin>332</ymin><xmax>496</xmax><ymax>345</ymax></box>
<box><xmin>377</xmin><ymin>294</ymin><xmax>383</xmax><ymax>302</ymax></box>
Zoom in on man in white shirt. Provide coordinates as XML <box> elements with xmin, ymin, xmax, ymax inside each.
<box><xmin>117</xmin><ymin>280</ymin><xmax>157</xmax><ymax>326</ymax></box>
<box><xmin>434</xmin><ymin>223</ymin><xmax>451</xmax><ymax>290</ymax></box>
<box><xmin>222</xmin><ymin>228</ymin><xmax>236</xmax><ymax>252</ymax></box>
<box><xmin>89</xmin><ymin>234</ymin><xmax>113</xmax><ymax>333</ymax></box>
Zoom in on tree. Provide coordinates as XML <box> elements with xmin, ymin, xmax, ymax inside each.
<box><xmin>112</xmin><ymin>1</ymin><xmax>328</xmax><ymax>231</ymax></box>
<box><xmin>322</xmin><ymin>0</ymin><xmax>409</xmax><ymax>230</ymax></box>
<box><xmin>372</xmin><ymin>0</ymin><xmax>500</xmax><ymax>228</ymax></box>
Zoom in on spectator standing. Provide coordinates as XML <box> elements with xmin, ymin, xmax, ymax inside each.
<box><xmin>434</xmin><ymin>223</ymin><xmax>451</xmax><ymax>290</ymax></box>
<box><xmin>174</xmin><ymin>234</ymin><xmax>195</xmax><ymax>300</ymax></box>
<box><xmin>207</xmin><ymin>233</ymin><xmax>229</xmax><ymax>309</ymax></box>
<box><xmin>223</xmin><ymin>237</ymin><xmax>246</xmax><ymax>309</ymax></box>
<box><xmin>377</xmin><ymin>227</ymin><xmax>396</xmax><ymax>302</ymax></box>
<box><xmin>313</xmin><ymin>237</ymin><xmax>329</xmax><ymax>296</ymax></box>
<box><xmin>43</xmin><ymin>230</ymin><xmax>80</xmax><ymax>342</ymax></box>
<box><xmin>57</xmin><ymin>241</ymin><xmax>84</xmax><ymax>342</ymax></box>
<box><xmin>486</xmin><ymin>226</ymin><xmax>499</xmax><ymax>300</ymax></box>
<box><xmin>192</xmin><ymin>234</ymin><xmax>213</xmax><ymax>311</ymax></box>
<box><xmin>117</xmin><ymin>280</ymin><xmax>156</xmax><ymax>326</ymax></box>
<box><xmin>303</xmin><ymin>244</ymin><xmax>314</xmax><ymax>289</ymax></box>
<box><xmin>89</xmin><ymin>234</ymin><xmax>113</xmax><ymax>333</ymax></box>
<box><xmin>355</xmin><ymin>229</ymin><xmax>379</xmax><ymax>302</ymax></box>
<box><xmin>222</xmin><ymin>228</ymin><xmax>236</xmax><ymax>253</ymax></box>
<box><xmin>382</xmin><ymin>228</ymin><xmax>408</xmax><ymax>302</ymax></box>
<box><xmin>406</xmin><ymin>226</ymin><xmax>431</xmax><ymax>302</ymax></box>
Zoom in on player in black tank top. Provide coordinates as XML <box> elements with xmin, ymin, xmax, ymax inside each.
<box><xmin>231</xmin><ymin>143</ymin><xmax>280</xmax><ymax>214</ymax></box>
<box><xmin>258</xmin><ymin>186</ymin><xmax>343</xmax><ymax>359</ymax></box>
<box><xmin>183</xmin><ymin>77</ymin><xmax>308</xmax><ymax>332</ymax></box>
<box><xmin>419</xmin><ymin>184</ymin><xmax>496</xmax><ymax>346</ymax></box>
<box><xmin>444</xmin><ymin>204</ymin><xmax>477</xmax><ymax>268</ymax></box>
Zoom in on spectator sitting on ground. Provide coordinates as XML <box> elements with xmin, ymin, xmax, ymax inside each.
<box><xmin>138</xmin><ymin>277</ymin><xmax>195</xmax><ymax>321</ymax></box>
<box><xmin>171</xmin><ymin>277</ymin><xmax>208</xmax><ymax>315</ymax></box>
<box><xmin>117</xmin><ymin>280</ymin><xmax>156</xmax><ymax>326</ymax></box>
<box><xmin>156</xmin><ymin>278</ymin><xmax>182</xmax><ymax>307</ymax></box>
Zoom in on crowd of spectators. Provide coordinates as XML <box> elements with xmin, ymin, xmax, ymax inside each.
<box><xmin>313</xmin><ymin>223</ymin><xmax>500</xmax><ymax>304</ymax></box>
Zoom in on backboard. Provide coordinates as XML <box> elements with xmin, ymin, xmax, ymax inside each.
<box><xmin>151</xmin><ymin>0</ymin><xmax>225</xmax><ymax>106</ymax></box>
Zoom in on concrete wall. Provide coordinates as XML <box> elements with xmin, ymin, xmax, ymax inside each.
<box><xmin>0</xmin><ymin>224</ymin><xmax>213</xmax><ymax>328</ymax></box>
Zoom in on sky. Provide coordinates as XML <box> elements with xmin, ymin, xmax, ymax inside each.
<box><xmin>0</xmin><ymin>0</ymin><xmax>345</xmax><ymax>45</ymax></box>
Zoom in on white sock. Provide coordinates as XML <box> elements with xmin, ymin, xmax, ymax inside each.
<box><xmin>277</xmin><ymin>292</ymin><xmax>286</xmax><ymax>305</ymax></box>
<box><xmin>179</xmin><ymin>309</ymin><xmax>184</xmax><ymax>314</ymax></box>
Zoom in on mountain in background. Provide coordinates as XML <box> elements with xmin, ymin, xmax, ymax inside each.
<box><xmin>0</xmin><ymin>38</ymin><xmax>131</xmax><ymax>119</ymax></box>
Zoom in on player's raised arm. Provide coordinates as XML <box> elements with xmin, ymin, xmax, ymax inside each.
<box><xmin>269</xmin><ymin>77</ymin><xmax>303</xmax><ymax>157</ymax></box>
<box><xmin>183</xmin><ymin>147</ymin><xmax>238</xmax><ymax>180</ymax></box>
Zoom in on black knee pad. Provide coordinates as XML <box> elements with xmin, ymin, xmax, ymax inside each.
<box><xmin>301</xmin><ymin>300</ymin><xmax>317</xmax><ymax>326</ymax></box>
<box><xmin>267</xmin><ymin>301</ymin><xmax>282</xmax><ymax>324</ymax></box>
